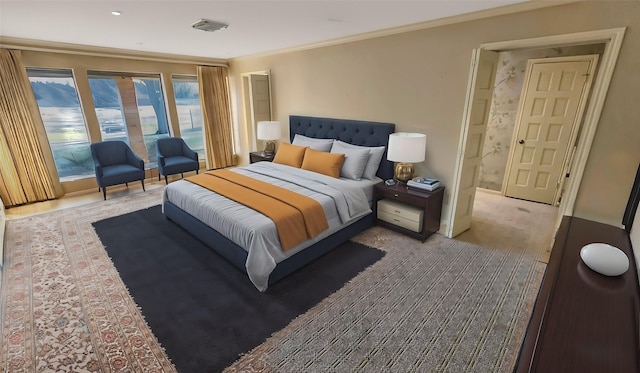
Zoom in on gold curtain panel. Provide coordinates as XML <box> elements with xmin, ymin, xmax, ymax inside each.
<box><xmin>197</xmin><ymin>65</ymin><xmax>236</xmax><ymax>169</ymax></box>
<box><xmin>0</xmin><ymin>49</ymin><xmax>59</xmax><ymax>206</ymax></box>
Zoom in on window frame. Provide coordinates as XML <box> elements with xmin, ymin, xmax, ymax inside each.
<box><xmin>26</xmin><ymin>67</ymin><xmax>94</xmax><ymax>182</ymax></box>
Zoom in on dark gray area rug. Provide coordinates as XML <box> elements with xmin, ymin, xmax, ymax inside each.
<box><xmin>92</xmin><ymin>205</ymin><xmax>385</xmax><ymax>373</ymax></box>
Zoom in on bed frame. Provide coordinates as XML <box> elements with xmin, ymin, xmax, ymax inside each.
<box><xmin>163</xmin><ymin>115</ymin><xmax>395</xmax><ymax>287</ymax></box>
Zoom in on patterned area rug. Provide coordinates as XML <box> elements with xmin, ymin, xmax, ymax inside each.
<box><xmin>1</xmin><ymin>189</ymin><xmax>173</xmax><ymax>373</ymax></box>
<box><xmin>1</xmin><ymin>188</ymin><xmax>546</xmax><ymax>372</ymax></box>
<box><xmin>226</xmin><ymin>228</ymin><xmax>546</xmax><ymax>372</ymax></box>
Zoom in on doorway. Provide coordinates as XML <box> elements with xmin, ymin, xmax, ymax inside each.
<box><xmin>447</xmin><ymin>28</ymin><xmax>626</xmax><ymax>238</ymax></box>
<box><xmin>240</xmin><ymin>70</ymin><xmax>272</xmax><ymax>153</ymax></box>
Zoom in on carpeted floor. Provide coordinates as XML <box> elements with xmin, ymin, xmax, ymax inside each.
<box><xmin>226</xmin><ymin>227</ymin><xmax>545</xmax><ymax>372</ymax></box>
<box><xmin>1</xmin><ymin>188</ymin><xmax>548</xmax><ymax>372</ymax></box>
<box><xmin>457</xmin><ymin>189</ymin><xmax>558</xmax><ymax>263</ymax></box>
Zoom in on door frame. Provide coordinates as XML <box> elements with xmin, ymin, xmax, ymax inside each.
<box><xmin>240</xmin><ymin>69</ymin><xmax>272</xmax><ymax>152</ymax></box>
<box><xmin>502</xmin><ymin>54</ymin><xmax>599</xmax><ymax>206</ymax></box>
<box><xmin>446</xmin><ymin>27</ymin><xmax>626</xmax><ymax>238</ymax></box>
<box><xmin>447</xmin><ymin>49</ymin><xmax>500</xmax><ymax>238</ymax></box>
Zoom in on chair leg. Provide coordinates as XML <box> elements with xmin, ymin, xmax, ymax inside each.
<box><xmin>181</xmin><ymin>173</ymin><xmax>184</xmax><ymax>179</ymax></box>
<box><xmin>196</xmin><ymin>169</ymin><xmax>199</xmax><ymax>174</ymax></box>
<box><xmin>141</xmin><ymin>179</ymin><xmax>146</xmax><ymax>191</ymax></box>
<box><xmin>102</xmin><ymin>187</ymin><xmax>107</xmax><ymax>200</ymax></box>
<box><xmin>158</xmin><ymin>174</ymin><xmax>161</xmax><ymax>181</ymax></box>
<box><xmin>125</xmin><ymin>182</ymin><xmax>129</xmax><ymax>187</ymax></box>
<box><xmin>164</xmin><ymin>175</ymin><xmax>168</xmax><ymax>184</ymax></box>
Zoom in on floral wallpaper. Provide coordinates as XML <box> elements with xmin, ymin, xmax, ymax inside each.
<box><xmin>478</xmin><ymin>44</ymin><xmax>606</xmax><ymax>191</ymax></box>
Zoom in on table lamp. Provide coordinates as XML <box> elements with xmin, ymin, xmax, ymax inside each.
<box><xmin>257</xmin><ymin>121</ymin><xmax>281</xmax><ymax>155</ymax></box>
<box><xmin>387</xmin><ymin>132</ymin><xmax>426</xmax><ymax>183</ymax></box>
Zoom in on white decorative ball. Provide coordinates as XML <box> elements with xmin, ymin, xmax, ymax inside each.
<box><xmin>580</xmin><ymin>243</ymin><xmax>629</xmax><ymax>276</ymax></box>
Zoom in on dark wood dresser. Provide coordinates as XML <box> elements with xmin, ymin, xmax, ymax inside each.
<box><xmin>515</xmin><ymin>216</ymin><xmax>640</xmax><ymax>372</ymax></box>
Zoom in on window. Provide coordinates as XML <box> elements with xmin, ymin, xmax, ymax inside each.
<box><xmin>88</xmin><ymin>72</ymin><xmax>170</xmax><ymax>166</ymax></box>
<box><xmin>27</xmin><ymin>68</ymin><xmax>93</xmax><ymax>181</ymax></box>
<box><xmin>172</xmin><ymin>75</ymin><xmax>204</xmax><ymax>160</ymax></box>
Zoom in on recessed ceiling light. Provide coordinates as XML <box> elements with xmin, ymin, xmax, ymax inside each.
<box><xmin>111</xmin><ymin>10</ymin><xmax>122</xmax><ymax>16</ymax></box>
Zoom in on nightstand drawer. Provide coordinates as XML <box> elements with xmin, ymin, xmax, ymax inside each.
<box><xmin>375</xmin><ymin>187</ymin><xmax>427</xmax><ymax>207</ymax></box>
<box><xmin>378</xmin><ymin>199</ymin><xmax>423</xmax><ymax>221</ymax></box>
<box><xmin>377</xmin><ymin>199</ymin><xmax>424</xmax><ymax>232</ymax></box>
<box><xmin>378</xmin><ymin>211</ymin><xmax>423</xmax><ymax>232</ymax></box>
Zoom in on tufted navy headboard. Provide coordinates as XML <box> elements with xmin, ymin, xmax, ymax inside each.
<box><xmin>289</xmin><ymin>115</ymin><xmax>396</xmax><ymax>180</ymax></box>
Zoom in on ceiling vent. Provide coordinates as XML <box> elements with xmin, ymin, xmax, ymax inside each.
<box><xmin>192</xmin><ymin>18</ymin><xmax>229</xmax><ymax>32</ymax></box>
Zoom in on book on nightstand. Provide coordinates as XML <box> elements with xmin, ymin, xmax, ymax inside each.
<box><xmin>407</xmin><ymin>177</ymin><xmax>440</xmax><ymax>192</ymax></box>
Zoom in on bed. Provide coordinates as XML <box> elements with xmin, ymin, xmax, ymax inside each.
<box><xmin>162</xmin><ymin>115</ymin><xmax>395</xmax><ymax>291</ymax></box>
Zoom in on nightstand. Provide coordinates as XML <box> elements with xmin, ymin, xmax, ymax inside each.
<box><xmin>373</xmin><ymin>182</ymin><xmax>444</xmax><ymax>241</ymax></box>
<box><xmin>249</xmin><ymin>151</ymin><xmax>275</xmax><ymax>163</ymax></box>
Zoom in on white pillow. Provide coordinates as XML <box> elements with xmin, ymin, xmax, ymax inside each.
<box><xmin>292</xmin><ymin>134</ymin><xmax>334</xmax><ymax>152</ymax></box>
<box><xmin>330</xmin><ymin>142</ymin><xmax>370</xmax><ymax>180</ymax></box>
<box><xmin>333</xmin><ymin>140</ymin><xmax>385</xmax><ymax>180</ymax></box>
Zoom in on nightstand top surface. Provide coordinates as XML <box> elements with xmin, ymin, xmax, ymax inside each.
<box><xmin>374</xmin><ymin>181</ymin><xmax>443</xmax><ymax>195</ymax></box>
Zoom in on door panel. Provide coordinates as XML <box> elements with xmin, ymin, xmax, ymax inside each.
<box><xmin>506</xmin><ymin>59</ymin><xmax>593</xmax><ymax>204</ymax></box>
<box><xmin>448</xmin><ymin>49</ymin><xmax>499</xmax><ymax>237</ymax></box>
<box><xmin>250</xmin><ymin>74</ymin><xmax>272</xmax><ymax>151</ymax></box>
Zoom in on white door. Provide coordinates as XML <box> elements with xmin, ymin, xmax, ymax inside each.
<box><xmin>505</xmin><ymin>56</ymin><xmax>597</xmax><ymax>205</ymax></box>
<box><xmin>447</xmin><ymin>49</ymin><xmax>499</xmax><ymax>238</ymax></box>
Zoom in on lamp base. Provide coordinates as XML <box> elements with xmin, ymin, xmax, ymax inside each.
<box><xmin>263</xmin><ymin>141</ymin><xmax>276</xmax><ymax>155</ymax></box>
<box><xmin>394</xmin><ymin>162</ymin><xmax>414</xmax><ymax>184</ymax></box>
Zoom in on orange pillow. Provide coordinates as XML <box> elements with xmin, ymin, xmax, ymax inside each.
<box><xmin>272</xmin><ymin>142</ymin><xmax>307</xmax><ymax>168</ymax></box>
<box><xmin>301</xmin><ymin>148</ymin><xmax>345</xmax><ymax>178</ymax></box>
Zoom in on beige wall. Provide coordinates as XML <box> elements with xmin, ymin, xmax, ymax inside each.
<box><xmin>228</xmin><ymin>1</ymin><xmax>640</xmax><ymax>228</ymax></box>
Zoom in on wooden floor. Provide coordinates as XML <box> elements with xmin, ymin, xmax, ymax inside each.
<box><xmin>5</xmin><ymin>180</ymin><xmax>166</xmax><ymax>220</ymax></box>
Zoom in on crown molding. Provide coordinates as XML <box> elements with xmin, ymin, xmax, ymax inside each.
<box><xmin>0</xmin><ymin>36</ymin><xmax>228</xmax><ymax>67</ymax></box>
<box><xmin>231</xmin><ymin>0</ymin><xmax>579</xmax><ymax>62</ymax></box>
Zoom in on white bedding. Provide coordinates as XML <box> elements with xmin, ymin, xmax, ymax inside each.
<box><xmin>163</xmin><ymin>162</ymin><xmax>377</xmax><ymax>291</ymax></box>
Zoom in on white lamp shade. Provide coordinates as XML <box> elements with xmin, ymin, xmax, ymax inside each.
<box><xmin>257</xmin><ymin>121</ymin><xmax>281</xmax><ymax>140</ymax></box>
<box><xmin>387</xmin><ymin>132</ymin><xmax>426</xmax><ymax>163</ymax></box>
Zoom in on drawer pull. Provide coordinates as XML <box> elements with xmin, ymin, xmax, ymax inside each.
<box><xmin>394</xmin><ymin>193</ymin><xmax>399</xmax><ymax>197</ymax></box>
<box><xmin>394</xmin><ymin>210</ymin><xmax>401</xmax><ymax>213</ymax></box>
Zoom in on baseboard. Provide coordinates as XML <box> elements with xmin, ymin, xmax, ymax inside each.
<box><xmin>476</xmin><ymin>187</ymin><xmax>502</xmax><ymax>195</ymax></box>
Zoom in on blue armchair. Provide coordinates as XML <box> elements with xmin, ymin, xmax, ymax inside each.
<box><xmin>156</xmin><ymin>137</ymin><xmax>199</xmax><ymax>184</ymax></box>
<box><xmin>90</xmin><ymin>141</ymin><xmax>146</xmax><ymax>200</ymax></box>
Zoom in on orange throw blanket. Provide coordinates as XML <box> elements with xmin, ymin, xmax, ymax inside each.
<box><xmin>185</xmin><ymin>169</ymin><xmax>329</xmax><ymax>250</ymax></box>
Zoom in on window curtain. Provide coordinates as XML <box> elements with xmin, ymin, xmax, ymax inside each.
<box><xmin>0</xmin><ymin>49</ymin><xmax>60</xmax><ymax>207</ymax></box>
<box><xmin>197</xmin><ymin>65</ymin><xmax>236</xmax><ymax>169</ymax></box>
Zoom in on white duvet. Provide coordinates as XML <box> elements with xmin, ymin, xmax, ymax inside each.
<box><xmin>163</xmin><ymin>162</ymin><xmax>373</xmax><ymax>291</ymax></box>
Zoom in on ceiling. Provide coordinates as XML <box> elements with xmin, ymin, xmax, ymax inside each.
<box><xmin>0</xmin><ymin>0</ymin><xmax>531</xmax><ymax>60</ymax></box>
